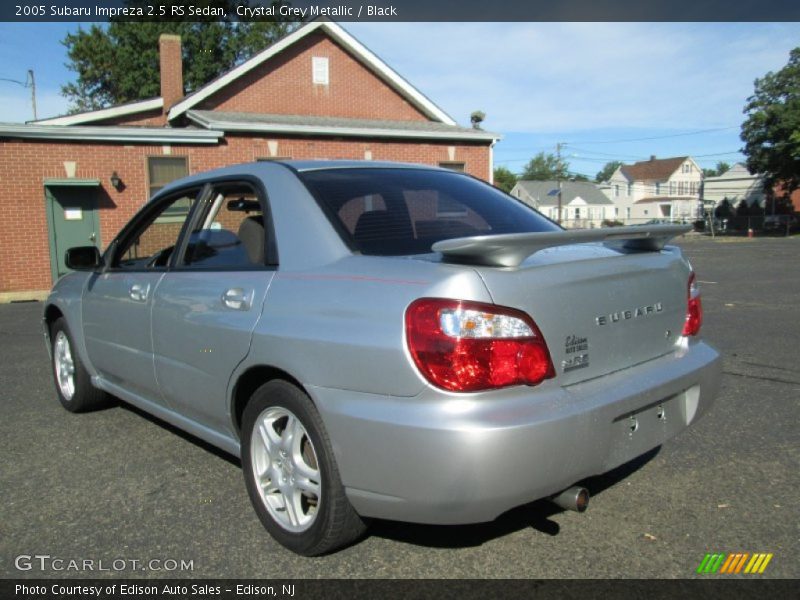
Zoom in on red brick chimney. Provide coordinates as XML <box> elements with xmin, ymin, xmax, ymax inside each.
<box><xmin>159</xmin><ymin>34</ymin><xmax>184</xmax><ymax>117</ymax></box>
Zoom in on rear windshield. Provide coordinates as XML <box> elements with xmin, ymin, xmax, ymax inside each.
<box><xmin>299</xmin><ymin>168</ymin><xmax>560</xmax><ymax>256</ymax></box>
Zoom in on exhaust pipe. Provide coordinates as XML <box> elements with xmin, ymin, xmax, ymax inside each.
<box><xmin>550</xmin><ymin>486</ymin><xmax>589</xmax><ymax>512</ymax></box>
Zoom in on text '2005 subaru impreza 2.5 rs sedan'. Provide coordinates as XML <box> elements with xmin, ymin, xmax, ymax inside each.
<box><xmin>43</xmin><ymin>161</ymin><xmax>721</xmax><ymax>555</ymax></box>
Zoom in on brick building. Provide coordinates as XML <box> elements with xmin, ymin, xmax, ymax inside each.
<box><xmin>0</xmin><ymin>20</ymin><xmax>498</xmax><ymax>299</ymax></box>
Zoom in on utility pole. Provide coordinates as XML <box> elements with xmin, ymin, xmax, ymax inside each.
<box><xmin>28</xmin><ymin>70</ymin><xmax>37</xmax><ymax>121</ymax></box>
<box><xmin>0</xmin><ymin>69</ymin><xmax>37</xmax><ymax>120</ymax></box>
<box><xmin>556</xmin><ymin>142</ymin><xmax>563</xmax><ymax>225</ymax></box>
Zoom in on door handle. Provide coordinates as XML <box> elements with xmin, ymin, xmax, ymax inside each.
<box><xmin>222</xmin><ymin>288</ymin><xmax>251</xmax><ymax>311</ymax></box>
<box><xmin>129</xmin><ymin>283</ymin><xmax>149</xmax><ymax>302</ymax></box>
<box><xmin>89</xmin><ymin>232</ymin><xmax>96</xmax><ymax>242</ymax></box>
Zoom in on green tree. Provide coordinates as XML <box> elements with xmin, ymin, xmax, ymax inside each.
<box><xmin>520</xmin><ymin>152</ymin><xmax>569</xmax><ymax>181</ymax></box>
<box><xmin>61</xmin><ymin>2</ymin><xmax>293</xmax><ymax>112</ymax></box>
<box><xmin>594</xmin><ymin>160</ymin><xmax>622</xmax><ymax>183</ymax></box>
<box><xmin>702</xmin><ymin>161</ymin><xmax>732</xmax><ymax>178</ymax></box>
<box><xmin>493</xmin><ymin>166</ymin><xmax>518</xmax><ymax>193</ymax></box>
<box><xmin>740</xmin><ymin>47</ymin><xmax>800</xmax><ymax>192</ymax></box>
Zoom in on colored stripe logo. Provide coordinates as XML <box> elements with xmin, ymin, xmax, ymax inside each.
<box><xmin>696</xmin><ymin>552</ymin><xmax>773</xmax><ymax>574</ymax></box>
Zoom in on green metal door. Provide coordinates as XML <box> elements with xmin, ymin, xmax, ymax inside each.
<box><xmin>46</xmin><ymin>183</ymin><xmax>101</xmax><ymax>281</ymax></box>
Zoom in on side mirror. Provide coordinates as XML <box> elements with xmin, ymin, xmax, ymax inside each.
<box><xmin>65</xmin><ymin>246</ymin><xmax>103</xmax><ymax>271</ymax></box>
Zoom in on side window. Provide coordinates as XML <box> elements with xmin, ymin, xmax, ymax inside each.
<box><xmin>115</xmin><ymin>189</ymin><xmax>200</xmax><ymax>269</ymax></box>
<box><xmin>182</xmin><ymin>183</ymin><xmax>268</xmax><ymax>269</ymax></box>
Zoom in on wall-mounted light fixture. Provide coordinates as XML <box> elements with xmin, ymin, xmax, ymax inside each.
<box><xmin>110</xmin><ymin>171</ymin><xmax>122</xmax><ymax>190</ymax></box>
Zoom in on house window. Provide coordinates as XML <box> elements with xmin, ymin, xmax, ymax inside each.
<box><xmin>312</xmin><ymin>56</ymin><xmax>329</xmax><ymax>85</ymax></box>
<box><xmin>614</xmin><ymin>185</ymin><xmax>620</xmax><ymax>197</ymax></box>
<box><xmin>669</xmin><ymin>182</ymin><xmax>675</xmax><ymax>195</ymax></box>
<box><xmin>148</xmin><ymin>156</ymin><xmax>188</xmax><ymax>198</ymax></box>
<box><xmin>678</xmin><ymin>181</ymin><xmax>685</xmax><ymax>195</ymax></box>
<box><xmin>614</xmin><ymin>207</ymin><xmax>619</xmax><ymax>217</ymax></box>
<box><xmin>148</xmin><ymin>157</ymin><xmax>189</xmax><ymax>220</ymax></box>
<box><xmin>574</xmin><ymin>207</ymin><xmax>581</xmax><ymax>219</ymax></box>
<box><xmin>626</xmin><ymin>207</ymin><xmax>631</xmax><ymax>220</ymax></box>
<box><xmin>626</xmin><ymin>183</ymin><xmax>632</xmax><ymax>196</ymax></box>
<box><xmin>438</xmin><ymin>162</ymin><xmax>465</xmax><ymax>172</ymax></box>
<box><xmin>656</xmin><ymin>182</ymin><xmax>661</xmax><ymax>194</ymax></box>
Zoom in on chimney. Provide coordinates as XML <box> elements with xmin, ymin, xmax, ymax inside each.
<box><xmin>159</xmin><ymin>34</ymin><xmax>183</xmax><ymax>115</ymax></box>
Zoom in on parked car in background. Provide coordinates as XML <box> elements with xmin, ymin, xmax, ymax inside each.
<box><xmin>43</xmin><ymin>161</ymin><xmax>721</xmax><ymax>555</ymax></box>
<box><xmin>763</xmin><ymin>214</ymin><xmax>798</xmax><ymax>232</ymax></box>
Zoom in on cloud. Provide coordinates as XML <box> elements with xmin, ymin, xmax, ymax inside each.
<box><xmin>346</xmin><ymin>22</ymin><xmax>800</xmax><ymax>133</ymax></box>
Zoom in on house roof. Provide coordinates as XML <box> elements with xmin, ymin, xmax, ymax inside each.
<box><xmin>620</xmin><ymin>156</ymin><xmax>688</xmax><ymax>182</ymax></box>
<box><xmin>169</xmin><ymin>20</ymin><xmax>456</xmax><ymax>125</ymax></box>
<box><xmin>704</xmin><ymin>163</ymin><xmax>762</xmax><ymax>182</ymax></box>
<box><xmin>187</xmin><ymin>110</ymin><xmax>500</xmax><ymax>142</ymax></box>
<box><xmin>514</xmin><ymin>180</ymin><xmax>613</xmax><ymax>206</ymax></box>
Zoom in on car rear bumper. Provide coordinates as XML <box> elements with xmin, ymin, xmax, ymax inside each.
<box><xmin>308</xmin><ymin>339</ymin><xmax>721</xmax><ymax>524</ymax></box>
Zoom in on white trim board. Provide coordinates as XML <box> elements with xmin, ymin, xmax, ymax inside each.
<box><xmin>0</xmin><ymin>123</ymin><xmax>223</xmax><ymax>144</ymax></box>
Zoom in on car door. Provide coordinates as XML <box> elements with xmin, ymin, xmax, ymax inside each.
<box><xmin>151</xmin><ymin>180</ymin><xmax>276</xmax><ymax>434</ymax></box>
<box><xmin>82</xmin><ymin>186</ymin><xmax>203</xmax><ymax>403</ymax></box>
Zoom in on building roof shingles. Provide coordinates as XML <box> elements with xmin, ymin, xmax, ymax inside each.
<box><xmin>620</xmin><ymin>156</ymin><xmax>688</xmax><ymax>182</ymax></box>
<box><xmin>515</xmin><ymin>180</ymin><xmax>613</xmax><ymax>206</ymax></box>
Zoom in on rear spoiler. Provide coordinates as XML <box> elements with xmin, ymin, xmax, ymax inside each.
<box><xmin>431</xmin><ymin>224</ymin><xmax>692</xmax><ymax>268</ymax></box>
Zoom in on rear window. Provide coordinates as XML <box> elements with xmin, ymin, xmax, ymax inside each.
<box><xmin>299</xmin><ymin>168</ymin><xmax>560</xmax><ymax>256</ymax></box>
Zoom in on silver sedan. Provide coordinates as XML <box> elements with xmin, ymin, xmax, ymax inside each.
<box><xmin>43</xmin><ymin>161</ymin><xmax>721</xmax><ymax>555</ymax></box>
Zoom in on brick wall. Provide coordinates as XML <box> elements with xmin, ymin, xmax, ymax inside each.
<box><xmin>92</xmin><ymin>109</ymin><xmax>165</xmax><ymax>127</ymax></box>
<box><xmin>198</xmin><ymin>31</ymin><xmax>429</xmax><ymax>122</ymax></box>
<box><xmin>0</xmin><ymin>136</ymin><xmax>490</xmax><ymax>293</ymax></box>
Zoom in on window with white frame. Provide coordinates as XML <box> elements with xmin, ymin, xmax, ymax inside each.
<box><xmin>312</xmin><ymin>57</ymin><xmax>329</xmax><ymax>85</ymax></box>
<box><xmin>669</xmin><ymin>182</ymin><xmax>675</xmax><ymax>195</ymax></box>
<box><xmin>627</xmin><ymin>183</ymin><xmax>632</xmax><ymax>196</ymax></box>
<box><xmin>614</xmin><ymin>185</ymin><xmax>620</xmax><ymax>197</ymax></box>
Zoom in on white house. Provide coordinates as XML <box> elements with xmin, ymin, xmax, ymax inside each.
<box><xmin>604</xmin><ymin>156</ymin><xmax>703</xmax><ymax>224</ymax></box>
<box><xmin>702</xmin><ymin>163</ymin><xmax>765</xmax><ymax>210</ymax></box>
<box><xmin>510</xmin><ymin>180</ymin><xmax>615</xmax><ymax>228</ymax></box>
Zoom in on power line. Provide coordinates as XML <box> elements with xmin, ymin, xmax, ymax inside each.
<box><xmin>563</xmin><ymin>126</ymin><xmax>739</xmax><ymax>145</ymax></box>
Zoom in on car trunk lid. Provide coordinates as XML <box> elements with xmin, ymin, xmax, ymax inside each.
<box><xmin>433</xmin><ymin>227</ymin><xmax>692</xmax><ymax>386</ymax></box>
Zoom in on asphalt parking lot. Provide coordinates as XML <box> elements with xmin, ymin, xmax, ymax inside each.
<box><xmin>1</xmin><ymin>236</ymin><xmax>798</xmax><ymax>579</ymax></box>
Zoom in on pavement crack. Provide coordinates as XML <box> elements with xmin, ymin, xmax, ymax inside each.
<box><xmin>723</xmin><ymin>370</ymin><xmax>800</xmax><ymax>386</ymax></box>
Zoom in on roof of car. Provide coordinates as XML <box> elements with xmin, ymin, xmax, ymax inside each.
<box><xmin>153</xmin><ymin>160</ymin><xmax>451</xmax><ymax>200</ymax></box>
<box><xmin>281</xmin><ymin>160</ymin><xmax>446</xmax><ymax>172</ymax></box>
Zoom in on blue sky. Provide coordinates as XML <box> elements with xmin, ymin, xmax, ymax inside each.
<box><xmin>2</xmin><ymin>21</ymin><xmax>799</xmax><ymax>178</ymax></box>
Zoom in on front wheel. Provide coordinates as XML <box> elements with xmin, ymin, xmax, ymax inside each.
<box><xmin>241</xmin><ymin>380</ymin><xmax>366</xmax><ymax>555</ymax></box>
<box><xmin>50</xmin><ymin>317</ymin><xmax>108</xmax><ymax>412</ymax></box>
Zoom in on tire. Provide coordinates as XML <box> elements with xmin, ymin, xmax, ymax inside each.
<box><xmin>50</xmin><ymin>317</ymin><xmax>108</xmax><ymax>413</ymax></box>
<box><xmin>241</xmin><ymin>380</ymin><xmax>366</xmax><ymax>556</ymax></box>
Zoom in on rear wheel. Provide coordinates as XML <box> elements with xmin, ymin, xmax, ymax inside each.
<box><xmin>51</xmin><ymin>317</ymin><xmax>108</xmax><ymax>412</ymax></box>
<box><xmin>241</xmin><ymin>380</ymin><xmax>366</xmax><ymax>555</ymax></box>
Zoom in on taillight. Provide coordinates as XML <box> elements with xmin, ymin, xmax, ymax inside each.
<box><xmin>682</xmin><ymin>272</ymin><xmax>703</xmax><ymax>336</ymax></box>
<box><xmin>405</xmin><ymin>298</ymin><xmax>555</xmax><ymax>392</ymax></box>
